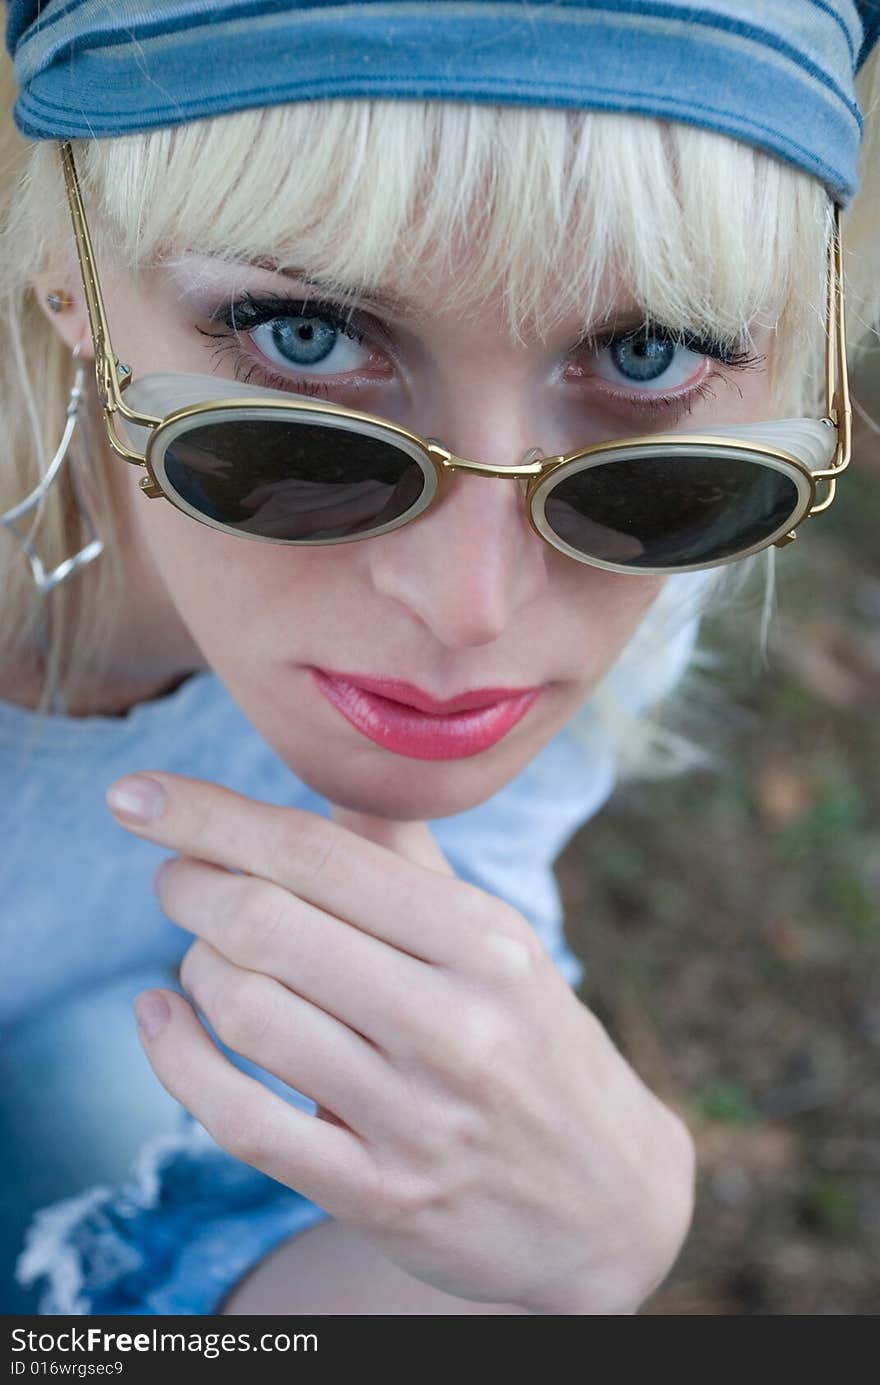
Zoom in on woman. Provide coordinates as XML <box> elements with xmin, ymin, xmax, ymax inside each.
<box><xmin>1</xmin><ymin>1</ymin><xmax>878</xmax><ymax>1315</ymax></box>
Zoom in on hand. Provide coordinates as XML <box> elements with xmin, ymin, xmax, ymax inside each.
<box><xmin>107</xmin><ymin>771</ymin><xmax>695</xmax><ymax>1315</ymax></box>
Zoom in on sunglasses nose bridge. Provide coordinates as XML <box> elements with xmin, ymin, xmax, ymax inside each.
<box><xmin>426</xmin><ymin>439</ymin><xmax>548</xmax><ymax>481</ymax></box>
<box><xmin>426</xmin><ymin>445</ymin><xmax>550</xmax><ymax>508</ymax></box>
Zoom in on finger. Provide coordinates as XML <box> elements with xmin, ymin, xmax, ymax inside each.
<box><xmin>157</xmin><ymin>857</ymin><xmax>451</xmax><ymax>1055</ymax></box>
<box><xmin>134</xmin><ymin>987</ymin><xmax>371</xmax><ymax>1217</ymax></box>
<box><xmin>107</xmin><ymin>772</ymin><xmax>519</xmax><ymax>969</ymax></box>
<box><xmin>180</xmin><ymin>939</ymin><xmax>405</xmax><ymax>1138</ymax></box>
<box><xmin>329</xmin><ymin>804</ymin><xmax>455</xmax><ymax>875</ymax></box>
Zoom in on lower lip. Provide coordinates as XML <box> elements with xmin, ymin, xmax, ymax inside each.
<box><xmin>308</xmin><ymin>669</ymin><xmax>541</xmax><ymax>760</ymax></box>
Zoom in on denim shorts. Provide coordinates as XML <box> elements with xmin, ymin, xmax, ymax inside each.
<box><xmin>1</xmin><ymin>967</ymin><xmax>330</xmax><ymax>1315</ymax></box>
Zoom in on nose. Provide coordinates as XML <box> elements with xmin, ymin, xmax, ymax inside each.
<box><xmin>367</xmin><ymin>428</ymin><xmax>551</xmax><ymax>650</ymax></box>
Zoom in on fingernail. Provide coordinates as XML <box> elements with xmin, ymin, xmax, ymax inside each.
<box><xmin>107</xmin><ymin>774</ymin><xmax>166</xmax><ymax>823</ymax></box>
<box><xmin>134</xmin><ymin>990</ymin><xmax>171</xmax><ymax>1038</ymax></box>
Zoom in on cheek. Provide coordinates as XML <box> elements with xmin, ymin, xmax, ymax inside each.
<box><xmin>559</xmin><ymin>560</ymin><xmax>667</xmax><ymax>656</ymax></box>
<box><xmin>148</xmin><ymin>502</ymin><xmax>260</xmax><ymax>602</ymax></box>
<box><xmin>129</xmin><ymin>486</ymin><xmax>335</xmax><ymax>652</ymax></box>
<box><xmin>489</xmin><ymin>558</ymin><xmax>669</xmax><ymax>714</ymax></box>
<box><xmin>590</xmin><ymin>572</ymin><xmax>668</xmax><ymax>669</ymax></box>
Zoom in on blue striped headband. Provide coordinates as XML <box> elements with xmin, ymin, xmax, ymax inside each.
<box><xmin>6</xmin><ymin>1</ymin><xmax>880</xmax><ymax>205</ymax></box>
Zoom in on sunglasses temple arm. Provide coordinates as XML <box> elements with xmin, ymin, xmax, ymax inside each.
<box><xmin>808</xmin><ymin>205</ymin><xmax>851</xmax><ymax>517</ymax></box>
<box><xmin>58</xmin><ymin>143</ymin><xmax>164</xmax><ymax>471</ymax></box>
<box><xmin>58</xmin><ymin>144</ymin><xmax>129</xmax><ymax>411</ymax></box>
<box><xmin>58</xmin><ymin>140</ymin><xmax>169</xmax><ymax>491</ymax></box>
<box><xmin>832</xmin><ymin>206</ymin><xmax>852</xmax><ymax>472</ymax></box>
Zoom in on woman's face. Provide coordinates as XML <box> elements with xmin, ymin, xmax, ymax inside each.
<box><xmin>39</xmin><ymin>244</ymin><xmax>773</xmax><ymax>819</ymax></box>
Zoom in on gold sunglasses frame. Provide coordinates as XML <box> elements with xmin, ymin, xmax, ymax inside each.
<box><xmin>58</xmin><ymin>139</ymin><xmax>852</xmax><ymax>575</ymax></box>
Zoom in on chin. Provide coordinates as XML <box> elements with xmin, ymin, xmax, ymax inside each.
<box><xmin>267</xmin><ymin>734</ymin><xmax>537</xmax><ymax>821</ymax></box>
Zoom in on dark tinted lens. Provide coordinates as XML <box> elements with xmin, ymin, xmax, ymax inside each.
<box><xmin>162</xmin><ymin>417</ymin><xmax>426</xmax><ymax>540</ymax></box>
<box><xmin>543</xmin><ymin>451</ymin><xmax>801</xmax><ymax>568</ymax></box>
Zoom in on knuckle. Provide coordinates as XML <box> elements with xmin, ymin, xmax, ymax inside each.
<box><xmin>393</xmin><ymin>1173</ymin><xmax>447</xmax><ymax>1226</ymax></box>
<box><xmin>273</xmin><ymin>811</ymin><xmax>337</xmax><ymax>884</ymax></box>
<box><xmin>397</xmin><ymin>1071</ymin><xmax>485</xmax><ymax>1161</ymax></box>
<box><xmin>482</xmin><ymin>923</ymin><xmax>546</xmax><ymax>988</ymax></box>
<box><xmin>457</xmin><ymin>888</ymin><xmax>545</xmax><ymax>984</ymax></box>
<box><xmin>221</xmin><ymin>879</ymin><xmax>290</xmax><ymax>959</ymax></box>
<box><xmin>366</xmin><ymin>1164</ymin><xmax>445</xmax><ymax>1229</ymax></box>
<box><xmin>215</xmin><ymin>1099</ymin><xmax>271</xmax><ymax>1167</ymax></box>
<box><xmin>435</xmin><ymin>1095</ymin><xmax>486</xmax><ymax>1157</ymax></box>
<box><xmin>355</xmin><ymin>1117</ymin><xmax>487</xmax><ymax>1235</ymax></box>
<box><xmin>212</xmin><ymin>971</ymin><xmax>277</xmax><ymax>1054</ymax></box>
<box><xmin>444</xmin><ymin>997</ymin><xmax>516</xmax><ymax>1089</ymax></box>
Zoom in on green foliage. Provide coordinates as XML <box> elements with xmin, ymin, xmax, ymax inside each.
<box><xmin>818</xmin><ymin>868</ymin><xmax>879</xmax><ymax>936</ymax></box>
<box><xmin>697</xmin><ymin>1078</ymin><xmax>759</xmax><ymax>1125</ymax></box>
<box><xmin>799</xmin><ymin>1178</ymin><xmax>859</xmax><ymax>1236</ymax></box>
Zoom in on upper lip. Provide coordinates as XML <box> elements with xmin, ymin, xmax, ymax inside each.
<box><xmin>312</xmin><ymin>668</ymin><xmax>540</xmax><ymax>714</ymax></box>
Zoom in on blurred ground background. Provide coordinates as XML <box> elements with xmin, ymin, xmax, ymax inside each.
<box><xmin>556</xmin><ymin>362</ymin><xmax>880</xmax><ymax>1315</ymax></box>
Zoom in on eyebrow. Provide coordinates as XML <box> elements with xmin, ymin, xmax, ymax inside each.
<box><xmin>186</xmin><ymin>254</ymin><xmax>699</xmax><ymax>345</ymax></box>
<box><xmin>239</xmin><ymin>260</ymin><xmax>654</xmax><ymax>343</ymax></box>
<box><xmin>246</xmin><ymin>259</ymin><xmax>420</xmax><ymax>319</ymax></box>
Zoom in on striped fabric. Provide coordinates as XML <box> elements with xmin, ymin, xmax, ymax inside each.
<box><xmin>4</xmin><ymin>2</ymin><xmax>879</xmax><ymax>203</ymax></box>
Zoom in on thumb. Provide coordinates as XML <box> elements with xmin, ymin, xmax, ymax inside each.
<box><xmin>329</xmin><ymin>802</ymin><xmax>455</xmax><ymax>875</ymax></box>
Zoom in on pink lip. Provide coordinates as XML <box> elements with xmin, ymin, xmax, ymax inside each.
<box><xmin>308</xmin><ymin>668</ymin><xmax>542</xmax><ymax>760</ymax></box>
<box><xmin>316</xmin><ymin>670</ymin><xmax>537</xmax><ymax>714</ymax></box>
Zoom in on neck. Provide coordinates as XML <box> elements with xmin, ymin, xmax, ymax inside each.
<box><xmin>0</xmin><ymin>656</ymin><xmax>204</xmax><ymax>718</ymax></box>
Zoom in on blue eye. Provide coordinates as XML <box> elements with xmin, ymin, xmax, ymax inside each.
<box><xmin>610</xmin><ymin>335</ymin><xmax>676</xmax><ymax>382</ymax></box>
<box><xmin>268</xmin><ymin>314</ymin><xmax>339</xmax><ymax>366</ymax></box>
<box><xmin>255</xmin><ymin>309</ymin><xmax>368</xmax><ymax>375</ymax></box>
<box><xmin>592</xmin><ymin>330</ymin><xmax>706</xmax><ymax>394</ymax></box>
<box><xmin>199</xmin><ymin>293</ymin><xmax>372</xmax><ymax>381</ymax></box>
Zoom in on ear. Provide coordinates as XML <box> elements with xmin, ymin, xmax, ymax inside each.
<box><xmin>28</xmin><ymin>271</ymin><xmax>94</xmax><ymax>359</ymax></box>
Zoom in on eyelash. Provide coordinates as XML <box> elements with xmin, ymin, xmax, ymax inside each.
<box><xmin>195</xmin><ymin>293</ymin><xmax>761</xmax><ymax>414</ymax></box>
<box><xmin>584</xmin><ymin>326</ymin><xmax>760</xmax><ymax>424</ymax></box>
<box><xmin>196</xmin><ymin>292</ymin><xmax>370</xmax><ymax>399</ymax></box>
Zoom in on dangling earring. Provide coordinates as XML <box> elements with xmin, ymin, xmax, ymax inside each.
<box><xmin>0</xmin><ymin>340</ymin><xmax>105</xmax><ymax>594</ymax></box>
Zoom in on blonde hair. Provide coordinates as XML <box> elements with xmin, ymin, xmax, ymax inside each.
<box><xmin>1</xmin><ymin>42</ymin><xmax>879</xmax><ymax>763</ymax></box>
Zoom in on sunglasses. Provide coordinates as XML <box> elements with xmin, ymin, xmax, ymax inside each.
<box><xmin>58</xmin><ymin>141</ymin><xmax>852</xmax><ymax>576</ymax></box>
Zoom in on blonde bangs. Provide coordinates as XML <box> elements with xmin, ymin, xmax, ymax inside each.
<box><xmin>44</xmin><ymin>100</ymin><xmax>832</xmax><ymax>411</ymax></box>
